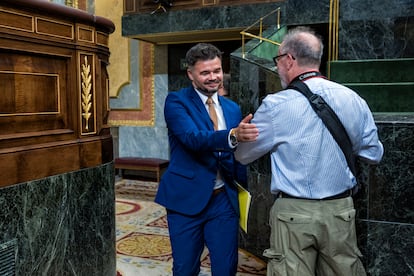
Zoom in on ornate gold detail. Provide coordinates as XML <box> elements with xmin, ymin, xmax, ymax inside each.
<box><xmin>117</xmin><ymin>234</ymin><xmax>171</xmax><ymax>257</ymax></box>
<box><xmin>108</xmin><ymin>42</ymin><xmax>155</xmax><ymax>126</ymax></box>
<box><xmin>81</xmin><ymin>56</ymin><xmax>92</xmax><ymax>130</ymax></box>
<box><xmin>328</xmin><ymin>0</ymin><xmax>340</xmax><ymax>78</ymax></box>
<box><xmin>65</xmin><ymin>0</ymin><xmax>78</xmax><ymax>9</ymax></box>
<box><xmin>202</xmin><ymin>0</ymin><xmax>217</xmax><ymax>6</ymax></box>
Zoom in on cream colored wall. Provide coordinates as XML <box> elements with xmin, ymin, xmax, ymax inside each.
<box><xmin>95</xmin><ymin>0</ymin><xmax>130</xmax><ymax>97</ymax></box>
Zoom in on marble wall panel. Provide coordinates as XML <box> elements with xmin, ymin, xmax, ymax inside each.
<box><xmin>339</xmin><ymin>0</ymin><xmax>414</xmax><ymax>21</ymax></box>
<box><xmin>336</xmin><ymin>0</ymin><xmax>414</xmax><ymax>59</ymax></box>
<box><xmin>338</xmin><ymin>18</ymin><xmax>414</xmax><ymax>59</ymax></box>
<box><xmin>122</xmin><ymin>3</ymin><xmax>282</xmax><ymax>36</ymax></box>
<box><xmin>238</xmin><ymin>155</ymin><xmax>274</xmax><ymax>260</ymax></box>
<box><xmin>113</xmin><ymin>44</ymin><xmax>169</xmax><ymax>160</ymax></box>
<box><xmin>369</xmin><ymin>122</ymin><xmax>414</xmax><ymax>224</ymax></box>
<box><xmin>109</xmin><ymin>40</ymin><xmax>140</xmax><ymax>109</ymax></box>
<box><xmin>366</xmin><ymin>221</ymin><xmax>414</xmax><ymax>276</ymax></box>
<box><xmin>118</xmin><ymin>72</ymin><xmax>169</xmax><ymax>160</ymax></box>
<box><xmin>282</xmin><ymin>0</ymin><xmax>414</xmax><ymax>60</ymax></box>
<box><xmin>0</xmin><ymin>163</ymin><xmax>115</xmax><ymax>275</ymax></box>
<box><xmin>284</xmin><ymin>0</ymin><xmax>329</xmax><ymax>24</ymax></box>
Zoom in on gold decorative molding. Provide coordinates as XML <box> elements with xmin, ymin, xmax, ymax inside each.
<box><xmin>0</xmin><ymin>8</ymin><xmax>106</xmax><ymax>44</ymax></box>
<box><xmin>77</xmin><ymin>25</ymin><xmax>95</xmax><ymax>43</ymax></box>
<box><xmin>81</xmin><ymin>56</ymin><xmax>92</xmax><ymax>131</ymax></box>
<box><xmin>203</xmin><ymin>0</ymin><xmax>217</xmax><ymax>6</ymax></box>
<box><xmin>36</xmin><ymin>17</ymin><xmax>74</xmax><ymax>40</ymax></box>
<box><xmin>108</xmin><ymin>42</ymin><xmax>155</xmax><ymax>126</ymax></box>
<box><xmin>328</xmin><ymin>0</ymin><xmax>340</xmax><ymax>78</ymax></box>
<box><xmin>95</xmin><ymin>1</ymin><xmax>156</xmax><ymax>127</ymax></box>
<box><xmin>0</xmin><ymin>9</ymin><xmax>34</xmax><ymax>32</ymax></box>
<box><xmin>65</xmin><ymin>0</ymin><xmax>78</xmax><ymax>9</ymax></box>
<box><xmin>96</xmin><ymin>31</ymin><xmax>109</xmax><ymax>46</ymax></box>
<box><xmin>79</xmin><ymin>53</ymin><xmax>96</xmax><ymax>135</ymax></box>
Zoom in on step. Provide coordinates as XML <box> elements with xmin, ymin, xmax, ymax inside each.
<box><xmin>345</xmin><ymin>82</ymin><xmax>414</xmax><ymax>112</ymax></box>
<box><xmin>329</xmin><ymin>58</ymin><xmax>414</xmax><ymax>83</ymax></box>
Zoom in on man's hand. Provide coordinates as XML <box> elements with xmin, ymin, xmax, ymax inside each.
<box><xmin>234</xmin><ymin>114</ymin><xmax>259</xmax><ymax>142</ymax></box>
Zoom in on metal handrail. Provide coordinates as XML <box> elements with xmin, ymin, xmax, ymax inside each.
<box><xmin>240</xmin><ymin>7</ymin><xmax>282</xmax><ymax>58</ymax></box>
<box><xmin>328</xmin><ymin>0</ymin><xmax>340</xmax><ymax>78</ymax></box>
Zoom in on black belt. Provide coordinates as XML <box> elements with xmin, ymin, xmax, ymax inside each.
<box><xmin>278</xmin><ymin>189</ymin><xmax>352</xmax><ymax>200</ymax></box>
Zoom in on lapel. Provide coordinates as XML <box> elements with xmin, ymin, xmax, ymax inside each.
<box><xmin>188</xmin><ymin>87</ymin><xmax>215</xmax><ymax>130</ymax></box>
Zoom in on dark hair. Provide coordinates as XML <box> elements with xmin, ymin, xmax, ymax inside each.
<box><xmin>185</xmin><ymin>43</ymin><xmax>223</xmax><ymax>68</ymax></box>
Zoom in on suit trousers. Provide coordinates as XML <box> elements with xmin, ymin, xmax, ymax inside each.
<box><xmin>167</xmin><ymin>191</ymin><xmax>239</xmax><ymax>276</ymax></box>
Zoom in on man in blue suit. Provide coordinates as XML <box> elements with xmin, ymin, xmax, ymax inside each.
<box><xmin>155</xmin><ymin>43</ymin><xmax>259</xmax><ymax>275</ymax></box>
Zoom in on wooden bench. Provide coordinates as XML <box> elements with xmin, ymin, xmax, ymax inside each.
<box><xmin>114</xmin><ymin>157</ymin><xmax>169</xmax><ymax>182</ymax></box>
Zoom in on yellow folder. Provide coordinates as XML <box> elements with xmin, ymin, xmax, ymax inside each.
<box><xmin>236</xmin><ymin>182</ymin><xmax>252</xmax><ymax>233</ymax></box>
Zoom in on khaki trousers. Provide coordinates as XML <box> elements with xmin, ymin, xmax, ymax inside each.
<box><xmin>264</xmin><ymin>196</ymin><xmax>366</xmax><ymax>276</ymax></box>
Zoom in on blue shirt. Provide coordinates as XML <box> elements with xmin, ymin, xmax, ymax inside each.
<box><xmin>235</xmin><ymin>77</ymin><xmax>383</xmax><ymax>199</ymax></box>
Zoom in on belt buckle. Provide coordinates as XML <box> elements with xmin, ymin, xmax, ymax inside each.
<box><xmin>213</xmin><ymin>187</ymin><xmax>224</xmax><ymax>196</ymax></box>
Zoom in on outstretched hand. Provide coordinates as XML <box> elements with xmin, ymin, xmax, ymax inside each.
<box><xmin>235</xmin><ymin>114</ymin><xmax>259</xmax><ymax>142</ymax></box>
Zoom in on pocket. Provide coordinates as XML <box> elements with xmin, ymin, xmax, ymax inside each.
<box><xmin>263</xmin><ymin>249</ymin><xmax>287</xmax><ymax>276</ymax></box>
<box><xmin>334</xmin><ymin>208</ymin><xmax>356</xmax><ymax>222</ymax></box>
<box><xmin>277</xmin><ymin>212</ymin><xmax>313</xmax><ymax>224</ymax></box>
<box><xmin>168</xmin><ymin>165</ymin><xmax>195</xmax><ymax>179</ymax></box>
<box><xmin>333</xmin><ymin>208</ymin><xmax>363</xmax><ymax>257</ymax></box>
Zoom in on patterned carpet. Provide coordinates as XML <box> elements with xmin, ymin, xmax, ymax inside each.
<box><xmin>115</xmin><ymin>179</ymin><xmax>267</xmax><ymax>276</ymax></box>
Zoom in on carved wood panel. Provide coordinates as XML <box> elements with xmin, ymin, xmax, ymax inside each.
<box><xmin>0</xmin><ymin>0</ymin><xmax>115</xmax><ymax>187</ymax></box>
<box><xmin>0</xmin><ymin>51</ymin><xmax>71</xmax><ymax>143</ymax></box>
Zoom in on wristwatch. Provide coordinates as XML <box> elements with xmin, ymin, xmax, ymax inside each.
<box><xmin>230</xmin><ymin>128</ymin><xmax>239</xmax><ymax>147</ymax></box>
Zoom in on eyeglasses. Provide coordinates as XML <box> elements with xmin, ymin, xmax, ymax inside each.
<box><xmin>272</xmin><ymin>53</ymin><xmax>295</xmax><ymax>64</ymax></box>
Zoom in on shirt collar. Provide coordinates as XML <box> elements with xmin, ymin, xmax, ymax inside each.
<box><xmin>195</xmin><ymin>88</ymin><xmax>219</xmax><ymax>105</ymax></box>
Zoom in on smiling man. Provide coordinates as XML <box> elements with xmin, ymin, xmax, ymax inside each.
<box><xmin>155</xmin><ymin>43</ymin><xmax>258</xmax><ymax>275</ymax></box>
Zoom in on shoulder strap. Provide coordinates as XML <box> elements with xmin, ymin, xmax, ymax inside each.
<box><xmin>288</xmin><ymin>80</ymin><xmax>357</xmax><ymax>177</ymax></box>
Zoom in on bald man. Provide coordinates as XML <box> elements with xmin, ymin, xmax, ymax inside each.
<box><xmin>235</xmin><ymin>26</ymin><xmax>383</xmax><ymax>276</ymax></box>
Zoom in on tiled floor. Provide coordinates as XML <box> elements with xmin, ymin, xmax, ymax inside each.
<box><xmin>115</xmin><ymin>179</ymin><xmax>267</xmax><ymax>276</ymax></box>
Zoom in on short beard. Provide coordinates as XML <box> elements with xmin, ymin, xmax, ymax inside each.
<box><xmin>196</xmin><ymin>84</ymin><xmax>218</xmax><ymax>96</ymax></box>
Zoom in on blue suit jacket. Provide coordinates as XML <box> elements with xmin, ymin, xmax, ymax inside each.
<box><xmin>155</xmin><ymin>86</ymin><xmax>247</xmax><ymax>216</ymax></box>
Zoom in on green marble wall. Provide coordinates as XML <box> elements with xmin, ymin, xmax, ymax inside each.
<box><xmin>0</xmin><ymin>163</ymin><xmax>116</xmax><ymax>275</ymax></box>
<box><xmin>329</xmin><ymin>59</ymin><xmax>414</xmax><ymax>112</ymax></box>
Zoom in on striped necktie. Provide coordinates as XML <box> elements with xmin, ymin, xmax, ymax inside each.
<box><xmin>206</xmin><ymin>97</ymin><xmax>218</xmax><ymax>130</ymax></box>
